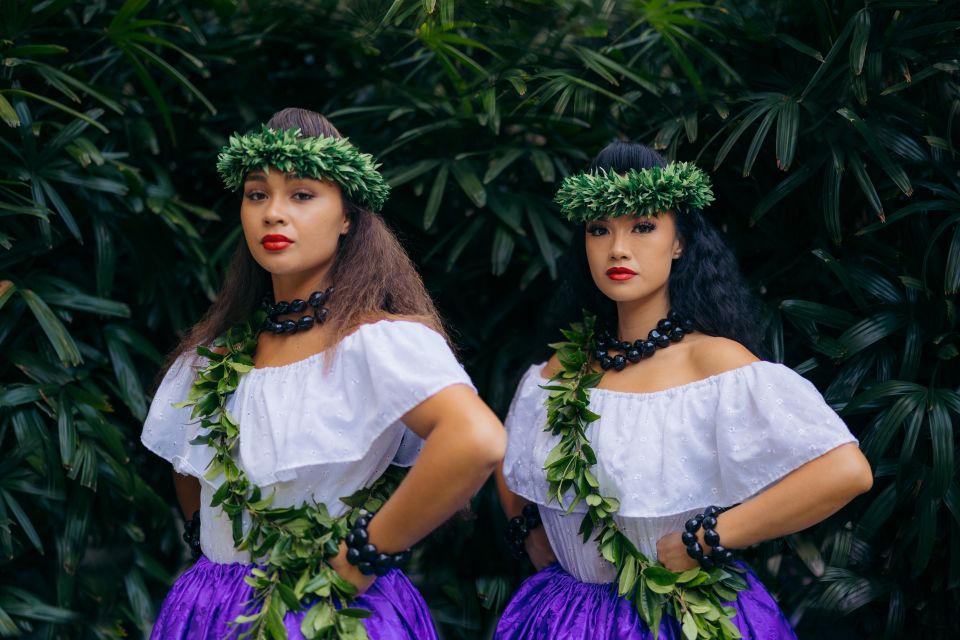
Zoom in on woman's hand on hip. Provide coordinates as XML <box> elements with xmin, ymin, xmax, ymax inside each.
<box><xmin>526</xmin><ymin>527</ymin><xmax>558</xmax><ymax>571</ymax></box>
<box><xmin>329</xmin><ymin>541</ymin><xmax>376</xmax><ymax>596</ymax></box>
<box><xmin>656</xmin><ymin>531</ymin><xmax>700</xmax><ymax>573</ymax></box>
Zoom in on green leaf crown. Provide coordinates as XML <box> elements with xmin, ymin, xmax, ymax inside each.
<box><xmin>554</xmin><ymin>162</ymin><xmax>715</xmax><ymax>222</ymax></box>
<box><xmin>217</xmin><ymin>124</ymin><xmax>391</xmax><ymax>212</ymax></box>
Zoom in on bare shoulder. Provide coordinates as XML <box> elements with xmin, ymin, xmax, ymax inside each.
<box><xmin>687</xmin><ymin>334</ymin><xmax>759</xmax><ymax>378</ymax></box>
<box><xmin>541</xmin><ymin>353</ymin><xmax>562</xmax><ymax>379</ymax></box>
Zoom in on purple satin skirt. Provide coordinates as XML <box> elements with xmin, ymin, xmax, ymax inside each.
<box><xmin>151</xmin><ymin>557</ymin><xmax>438</xmax><ymax>639</ymax></box>
<box><xmin>495</xmin><ymin>563</ymin><xmax>796</xmax><ymax>639</ymax></box>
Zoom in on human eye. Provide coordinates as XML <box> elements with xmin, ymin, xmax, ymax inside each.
<box><xmin>633</xmin><ymin>220</ymin><xmax>656</xmax><ymax>233</ymax></box>
<box><xmin>585</xmin><ymin>224</ymin><xmax>608</xmax><ymax>236</ymax></box>
<box><xmin>292</xmin><ymin>191</ymin><xmax>315</xmax><ymax>201</ymax></box>
<box><xmin>244</xmin><ymin>190</ymin><xmax>266</xmax><ymax>202</ymax></box>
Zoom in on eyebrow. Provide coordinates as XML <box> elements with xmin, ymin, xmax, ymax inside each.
<box><xmin>243</xmin><ymin>172</ymin><xmax>314</xmax><ymax>183</ymax></box>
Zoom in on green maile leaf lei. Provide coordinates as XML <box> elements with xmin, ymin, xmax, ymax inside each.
<box><xmin>542</xmin><ymin>312</ymin><xmax>748</xmax><ymax>640</ymax></box>
<box><xmin>176</xmin><ymin>311</ymin><xmax>402</xmax><ymax>640</ymax></box>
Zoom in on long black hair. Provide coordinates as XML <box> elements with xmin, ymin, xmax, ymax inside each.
<box><xmin>545</xmin><ymin>140</ymin><xmax>766</xmax><ymax>358</ymax></box>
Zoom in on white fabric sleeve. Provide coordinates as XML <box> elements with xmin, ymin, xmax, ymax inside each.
<box><xmin>350</xmin><ymin>321</ymin><xmax>476</xmax><ymax>456</ymax></box>
<box><xmin>714</xmin><ymin>362</ymin><xmax>858</xmax><ymax>502</ymax></box>
<box><xmin>140</xmin><ymin>353</ymin><xmax>215</xmax><ymax>480</ymax></box>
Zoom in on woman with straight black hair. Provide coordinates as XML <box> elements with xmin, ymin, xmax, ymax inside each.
<box><xmin>142</xmin><ymin>107</ymin><xmax>505</xmax><ymax>639</ymax></box>
<box><xmin>494</xmin><ymin>141</ymin><xmax>872</xmax><ymax>639</ymax></box>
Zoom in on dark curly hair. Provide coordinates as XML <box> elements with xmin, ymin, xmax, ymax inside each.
<box><xmin>547</xmin><ymin>140</ymin><xmax>766</xmax><ymax>358</ymax></box>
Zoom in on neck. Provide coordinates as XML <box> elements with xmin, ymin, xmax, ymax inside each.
<box><xmin>270</xmin><ymin>267</ymin><xmax>333</xmax><ymax>302</ymax></box>
<box><xmin>615</xmin><ymin>293</ymin><xmax>671</xmax><ymax>343</ymax></box>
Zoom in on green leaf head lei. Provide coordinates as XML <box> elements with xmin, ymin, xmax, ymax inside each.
<box><xmin>553</xmin><ymin>162</ymin><xmax>714</xmax><ymax>222</ymax></box>
<box><xmin>217</xmin><ymin>124</ymin><xmax>391</xmax><ymax>212</ymax></box>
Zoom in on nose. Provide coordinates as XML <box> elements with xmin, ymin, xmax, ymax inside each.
<box><xmin>608</xmin><ymin>228</ymin><xmax>631</xmax><ymax>261</ymax></box>
<box><xmin>263</xmin><ymin>198</ymin><xmax>287</xmax><ymax>226</ymax></box>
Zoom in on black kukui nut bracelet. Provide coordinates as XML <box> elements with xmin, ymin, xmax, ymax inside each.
<box><xmin>505</xmin><ymin>503</ymin><xmax>542</xmax><ymax>560</ymax></box>
<box><xmin>344</xmin><ymin>511</ymin><xmax>411</xmax><ymax>577</ymax></box>
<box><xmin>683</xmin><ymin>505</ymin><xmax>735</xmax><ymax>570</ymax></box>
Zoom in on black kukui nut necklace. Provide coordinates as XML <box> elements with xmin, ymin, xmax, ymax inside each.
<box><xmin>260</xmin><ymin>286</ymin><xmax>334</xmax><ymax>335</ymax></box>
<box><xmin>594</xmin><ymin>310</ymin><xmax>694</xmax><ymax>371</ymax></box>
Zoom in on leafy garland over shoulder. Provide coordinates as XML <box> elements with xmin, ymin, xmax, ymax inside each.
<box><xmin>177</xmin><ymin>312</ymin><xmax>402</xmax><ymax>640</ymax></box>
<box><xmin>542</xmin><ymin>313</ymin><xmax>747</xmax><ymax>640</ymax></box>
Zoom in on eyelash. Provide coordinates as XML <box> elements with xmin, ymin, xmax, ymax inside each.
<box><xmin>244</xmin><ymin>191</ymin><xmax>314</xmax><ymax>201</ymax></box>
<box><xmin>585</xmin><ymin>221</ymin><xmax>657</xmax><ymax>236</ymax></box>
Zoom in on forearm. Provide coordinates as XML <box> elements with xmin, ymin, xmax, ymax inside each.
<box><xmin>495</xmin><ymin>461</ymin><xmax>529</xmax><ymax>519</ymax></box>
<box><xmin>711</xmin><ymin>443</ymin><xmax>873</xmax><ymax>550</ymax></box>
<box><xmin>172</xmin><ymin>470</ymin><xmax>201</xmax><ymax>518</ymax></box>
<box><xmin>366</xmin><ymin>415</ymin><xmax>505</xmax><ymax>552</ymax></box>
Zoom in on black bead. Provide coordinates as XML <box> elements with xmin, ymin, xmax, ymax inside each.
<box><xmin>711</xmin><ymin>544</ymin><xmax>727</xmax><ymax>558</ymax></box>
<box><xmin>308</xmin><ymin>290</ymin><xmax>325</xmax><ymax>307</ymax></box>
<box><xmin>686</xmin><ymin>542</ymin><xmax>704</xmax><ymax>560</ymax></box>
<box><xmin>525</xmin><ymin>516</ymin><xmax>540</xmax><ymax>529</ymax></box>
<box><xmin>634</xmin><ymin>339</ymin><xmax>644</xmax><ymax>349</ymax></box>
<box><xmin>620</xmin><ymin>341</ymin><xmax>632</xmax><ymax>352</ymax></box>
<box><xmin>522</xmin><ymin>503</ymin><xmax>539</xmax><ymax>518</ymax></box>
<box><xmin>721</xmin><ymin>549</ymin><xmax>735</xmax><ymax>563</ymax></box>
<box><xmin>612</xmin><ymin>355</ymin><xmax>627</xmax><ymax>371</ymax></box>
<box><xmin>374</xmin><ymin>552</ymin><xmax>392</xmax><ymax>568</ymax></box>
<box><xmin>626</xmin><ymin>349</ymin><xmax>641</xmax><ymax>363</ymax></box>
<box><xmin>360</xmin><ymin>543</ymin><xmax>378</xmax><ymax>561</ymax></box>
<box><xmin>681</xmin><ymin>531</ymin><xmax>697</xmax><ymax>546</ymax></box>
<box><xmin>346</xmin><ymin>532</ymin><xmax>357</xmax><ymax>547</ymax></box>
<box><xmin>681</xmin><ymin>317</ymin><xmax>695</xmax><ymax>332</ymax></box>
<box><xmin>694</xmin><ymin>514</ymin><xmax>704</xmax><ymax>524</ymax></box>
<box><xmin>684</xmin><ymin>518</ymin><xmax>701</xmax><ymax>533</ymax></box>
<box><xmin>704</xmin><ymin>529</ymin><xmax>721</xmax><ymax>547</ymax></box>
<box><xmin>600</xmin><ymin>355</ymin><xmax>614</xmax><ymax>370</ymax></box>
<box><xmin>274</xmin><ymin>301</ymin><xmax>290</xmax><ymax>315</ymax></box>
<box><xmin>271</xmin><ymin>321</ymin><xmax>286</xmax><ymax>334</ymax></box>
<box><xmin>315</xmin><ymin>308</ymin><xmax>329</xmax><ymax>324</ymax></box>
<box><xmin>282</xmin><ymin>319</ymin><xmax>297</xmax><ymax>334</ymax></box>
<box><xmin>518</xmin><ymin>525</ymin><xmax>529</xmax><ymax>537</ymax></box>
<box><xmin>640</xmin><ymin>341</ymin><xmax>656</xmax><ymax>357</ymax></box>
<box><xmin>289</xmin><ymin>299</ymin><xmax>307</xmax><ymax>313</ymax></box>
<box><xmin>594</xmin><ymin>350</ymin><xmax>606</xmax><ymax>361</ymax></box>
<box><xmin>668</xmin><ymin>310</ymin><xmax>680</xmax><ymax>322</ymax></box>
<box><xmin>702</xmin><ymin>515</ymin><xmax>718</xmax><ymax>529</ymax></box>
<box><xmin>699</xmin><ymin>556</ymin><xmax>715</xmax><ymax>570</ymax></box>
<box><xmin>657</xmin><ymin>319</ymin><xmax>674</xmax><ymax>333</ymax></box>
<box><xmin>352</xmin><ymin>528</ymin><xmax>368</xmax><ymax>544</ymax></box>
<box><xmin>649</xmin><ymin>330</ymin><xmax>669</xmax><ymax>348</ymax></box>
<box><xmin>703</xmin><ymin>506</ymin><xmax>721</xmax><ymax>517</ymax></box>
<box><xmin>668</xmin><ymin>327</ymin><xmax>684</xmax><ymax>342</ymax></box>
<box><xmin>346</xmin><ymin>548</ymin><xmax>361</xmax><ymax>564</ymax></box>
<box><xmin>358</xmin><ymin>561</ymin><xmax>374</xmax><ymax>576</ymax></box>
<box><xmin>394</xmin><ymin>550</ymin><xmax>411</xmax><ymax>565</ymax></box>
<box><xmin>298</xmin><ymin>316</ymin><xmax>315</xmax><ymax>331</ymax></box>
<box><xmin>357</xmin><ymin>516</ymin><xmax>370</xmax><ymax>528</ymax></box>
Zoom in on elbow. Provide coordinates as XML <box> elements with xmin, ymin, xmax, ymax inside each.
<box><xmin>461</xmin><ymin>415</ymin><xmax>507</xmax><ymax>470</ymax></box>
<box><xmin>837</xmin><ymin>444</ymin><xmax>874</xmax><ymax>499</ymax></box>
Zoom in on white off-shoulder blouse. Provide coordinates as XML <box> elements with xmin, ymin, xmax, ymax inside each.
<box><xmin>502</xmin><ymin>361</ymin><xmax>857</xmax><ymax>583</ymax></box>
<box><xmin>141</xmin><ymin>320</ymin><xmax>475</xmax><ymax>564</ymax></box>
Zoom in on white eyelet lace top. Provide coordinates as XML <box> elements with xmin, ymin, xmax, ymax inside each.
<box><xmin>141</xmin><ymin>320</ymin><xmax>474</xmax><ymax>564</ymax></box>
<box><xmin>502</xmin><ymin>361</ymin><xmax>857</xmax><ymax>583</ymax></box>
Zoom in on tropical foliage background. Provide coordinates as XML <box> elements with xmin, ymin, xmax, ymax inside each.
<box><xmin>1</xmin><ymin>0</ymin><xmax>958</xmax><ymax>638</ymax></box>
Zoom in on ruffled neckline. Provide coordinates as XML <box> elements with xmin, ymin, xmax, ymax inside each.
<box><xmin>530</xmin><ymin>360</ymin><xmax>767</xmax><ymax>399</ymax></box>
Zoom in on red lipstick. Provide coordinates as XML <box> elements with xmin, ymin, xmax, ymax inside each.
<box><xmin>606</xmin><ymin>266</ymin><xmax>637</xmax><ymax>281</ymax></box>
<box><xmin>262</xmin><ymin>234</ymin><xmax>293</xmax><ymax>252</ymax></box>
